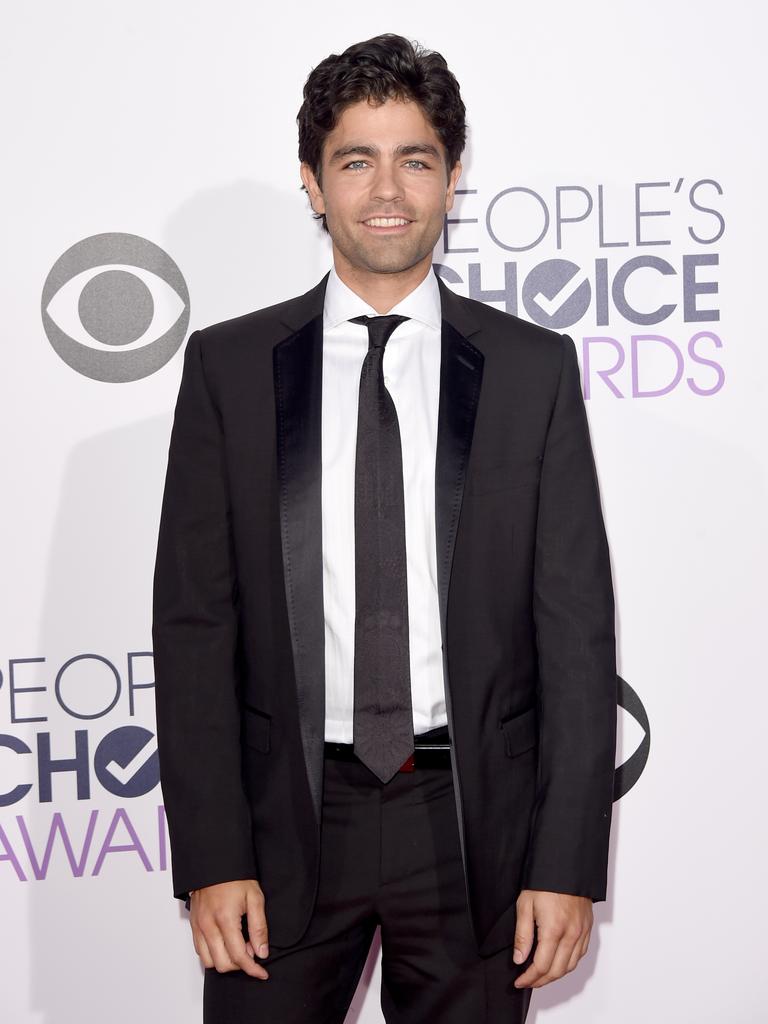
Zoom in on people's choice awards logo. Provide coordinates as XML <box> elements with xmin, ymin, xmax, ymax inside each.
<box><xmin>439</xmin><ymin>177</ymin><xmax>726</xmax><ymax>399</ymax></box>
<box><xmin>41</xmin><ymin>233</ymin><xmax>190</xmax><ymax>382</ymax></box>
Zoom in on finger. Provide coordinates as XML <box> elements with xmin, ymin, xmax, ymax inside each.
<box><xmin>566</xmin><ymin>927</ymin><xmax>590</xmax><ymax>973</ymax></box>
<box><xmin>513</xmin><ymin>900</ymin><xmax>535</xmax><ymax>964</ymax></box>
<box><xmin>246</xmin><ymin>889</ymin><xmax>270</xmax><ymax>960</ymax></box>
<box><xmin>238</xmin><ymin>911</ymin><xmax>255</xmax><ymax>958</ymax></box>
<box><xmin>531</xmin><ymin>932</ymin><xmax>578</xmax><ymax>988</ymax></box>
<box><xmin>207</xmin><ymin>929</ymin><xmax>240</xmax><ymax>974</ymax></box>
<box><xmin>221</xmin><ymin>916</ymin><xmax>269</xmax><ymax>979</ymax></box>
<box><xmin>565</xmin><ymin>942</ymin><xmax>581</xmax><ymax>974</ymax></box>
<box><xmin>514</xmin><ymin>929</ymin><xmax>558</xmax><ymax>988</ymax></box>
<box><xmin>195</xmin><ymin>930</ymin><xmax>215</xmax><ymax>969</ymax></box>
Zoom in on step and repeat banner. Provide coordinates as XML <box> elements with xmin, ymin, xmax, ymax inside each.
<box><xmin>2</xmin><ymin>2</ymin><xmax>766</xmax><ymax>1022</ymax></box>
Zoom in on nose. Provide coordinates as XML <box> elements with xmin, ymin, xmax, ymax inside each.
<box><xmin>370</xmin><ymin>160</ymin><xmax>403</xmax><ymax>203</ymax></box>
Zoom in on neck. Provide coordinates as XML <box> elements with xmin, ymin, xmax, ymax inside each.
<box><xmin>332</xmin><ymin>250</ymin><xmax>432</xmax><ymax>313</ymax></box>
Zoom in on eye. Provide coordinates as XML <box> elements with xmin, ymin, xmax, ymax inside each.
<box><xmin>344</xmin><ymin>160</ymin><xmax>369</xmax><ymax>170</ymax></box>
<box><xmin>405</xmin><ymin>160</ymin><xmax>428</xmax><ymax>170</ymax></box>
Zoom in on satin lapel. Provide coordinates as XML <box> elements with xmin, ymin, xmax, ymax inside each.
<box><xmin>434</xmin><ymin>278</ymin><xmax>484</xmax><ymax>669</ymax></box>
<box><xmin>432</xmin><ymin>276</ymin><xmax>484</xmax><ymax>891</ymax></box>
<box><xmin>272</xmin><ymin>277</ymin><xmax>328</xmax><ymax>827</ymax></box>
<box><xmin>272</xmin><ymin>271</ymin><xmax>483</xmax><ymax>829</ymax></box>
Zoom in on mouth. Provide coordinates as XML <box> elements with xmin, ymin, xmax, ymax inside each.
<box><xmin>361</xmin><ymin>216</ymin><xmax>413</xmax><ymax>234</ymax></box>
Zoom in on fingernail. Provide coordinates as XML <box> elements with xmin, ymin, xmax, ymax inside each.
<box><xmin>258</xmin><ymin>944</ymin><xmax>269</xmax><ymax>958</ymax></box>
<box><xmin>513</xmin><ymin>948</ymin><xmax>524</xmax><ymax>963</ymax></box>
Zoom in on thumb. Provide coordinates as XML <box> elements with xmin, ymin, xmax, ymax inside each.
<box><xmin>513</xmin><ymin>900</ymin><xmax>535</xmax><ymax>964</ymax></box>
<box><xmin>246</xmin><ymin>885</ymin><xmax>269</xmax><ymax>959</ymax></box>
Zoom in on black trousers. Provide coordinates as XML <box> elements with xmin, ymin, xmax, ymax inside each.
<box><xmin>203</xmin><ymin>740</ymin><xmax>533</xmax><ymax>1023</ymax></box>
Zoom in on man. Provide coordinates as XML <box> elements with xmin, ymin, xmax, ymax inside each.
<box><xmin>152</xmin><ymin>32</ymin><xmax>617</xmax><ymax>1024</ymax></box>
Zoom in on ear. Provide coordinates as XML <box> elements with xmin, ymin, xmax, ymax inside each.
<box><xmin>444</xmin><ymin>160</ymin><xmax>463</xmax><ymax>214</ymax></box>
<box><xmin>300</xmin><ymin>161</ymin><xmax>326</xmax><ymax>215</ymax></box>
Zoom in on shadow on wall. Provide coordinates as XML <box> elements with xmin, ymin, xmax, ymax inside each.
<box><xmin>25</xmin><ymin>180</ymin><xmax>334</xmax><ymax>1023</ymax></box>
<box><xmin>165</xmin><ymin>177</ymin><xmax>333</xmax><ymax>328</ymax></box>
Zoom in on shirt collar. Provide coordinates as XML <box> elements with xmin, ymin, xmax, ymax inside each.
<box><xmin>323</xmin><ymin>264</ymin><xmax>442</xmax><ymax>331</ymax></box>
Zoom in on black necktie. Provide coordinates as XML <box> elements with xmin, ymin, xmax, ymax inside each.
<box><xmin>349</xmin><ymin>313</ymin><xmax>415</xmax><ymax>782</ymax></box>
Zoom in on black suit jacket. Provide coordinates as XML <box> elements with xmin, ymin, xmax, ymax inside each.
<box><xmin>152</xmin><ymin>269</ymin><xmax>617</xmax><ymax>957</ymax></box>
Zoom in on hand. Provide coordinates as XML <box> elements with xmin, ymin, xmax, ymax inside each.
<box><xmin>190</xmin><ymin>879</ymin><xmax>270</xmax><ymax>979</ymax></box>
<box><xmin>512</xmin><ymin>889</ymin><xmax>592</xmax><ymax>989</ymax></box>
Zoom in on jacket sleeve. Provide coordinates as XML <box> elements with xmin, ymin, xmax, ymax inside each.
<box><xmin>521</xmin><ymin>332</ymin><xmax>618</xmax><ymax>902</ymax></box>
<box><xmin>152</xmin><ymin>329</ymin><xmax>257</xmax><ymax>906</ymax></box>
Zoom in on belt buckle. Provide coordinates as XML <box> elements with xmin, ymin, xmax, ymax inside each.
<box><xmin>398</xmin><ymin>753</ymin><xmax>415</xmax><ymax>772</ymax></box>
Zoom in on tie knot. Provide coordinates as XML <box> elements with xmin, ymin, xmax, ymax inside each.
<box><xmin>349</xmin><ymin>314</ymin><xmax>410</xmax><ymax>350</ymax></box>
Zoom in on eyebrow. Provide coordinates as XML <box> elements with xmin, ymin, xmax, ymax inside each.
<box><xmin>328</xmin><ymin>142</ymin><xmax>442</xmax><ymax>163</ymax></box>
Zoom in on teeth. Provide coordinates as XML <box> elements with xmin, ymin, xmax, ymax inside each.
<box><xmin>364</xmin><ymin>217</ymin><xmax>410</xmax><ymax>227</ymax></box>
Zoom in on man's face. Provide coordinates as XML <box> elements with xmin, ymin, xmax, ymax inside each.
<box><xmin>300</xmin><ymin>97</ymin><xmax>462</xmax><ymax>276</ymax></box>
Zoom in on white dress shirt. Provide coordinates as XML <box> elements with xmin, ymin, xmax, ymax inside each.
<box><xmin>321</xmin><ymin>264</ymin><xmax>448</xmax><ymax>743</ymax></box>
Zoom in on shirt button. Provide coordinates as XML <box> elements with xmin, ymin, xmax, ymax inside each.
<box><xmin>384</xmin><ymin>376</ymin><xmax>391</xmax><ymax>384</ymax></box>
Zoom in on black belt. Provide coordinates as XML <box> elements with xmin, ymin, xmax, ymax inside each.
<box><xmin>324</xmin><ymin>725</ymin><xmax>451</xmax><ymax>772</ymax></box>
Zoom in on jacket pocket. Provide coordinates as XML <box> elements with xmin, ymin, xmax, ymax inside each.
<box><xmin>243</xmin><ymin>704</ymin><xmax>271</xmax><ymax>754</ymax></box>
<box><xmin>498</xmin><ymin>704</ymin><xmax>538</xmax><ymax>758</ymax></box>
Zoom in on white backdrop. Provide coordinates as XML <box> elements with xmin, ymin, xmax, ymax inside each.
<box><xmin>2</xmin><ymin>2</ymin><xmax>767</xmax><ymax>1021</ymax></box>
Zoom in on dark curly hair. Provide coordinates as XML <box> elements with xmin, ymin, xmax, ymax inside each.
<box><xmin>297</xmin><ymin>33</ymin><xmax>467</xmax><ymax>233</ymax></box>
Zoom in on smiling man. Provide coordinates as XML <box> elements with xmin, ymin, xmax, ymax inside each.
<box><xmin>302</xmin><ymin>98</ymin><xmax>461</xmax><ymax>298</ymax></box>
<box><xmin>152</xmin><ymin>32</ymin><xmax>618</xmax><ymax>1024</ymax></box>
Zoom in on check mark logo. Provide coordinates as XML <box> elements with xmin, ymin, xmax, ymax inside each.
<box><xmin>531</xmin><ymin>274</ymin><xmax>587</xmax><ymax>317</ymax></box>
<box><xmin>105</xmin><ymin>745</ymin><xmax>157</xmax><ymax>785</ymax></box>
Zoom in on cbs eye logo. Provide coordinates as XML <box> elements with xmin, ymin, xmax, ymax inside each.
<box><xmin>41</xmin><ymin>232</ymin><xmax>190</xmax><ymax>383</ymax></box>
<box><xmin>615</xmin><ymin>675</ymin><xmax>650</xmax><ymax>801</ymax></box>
